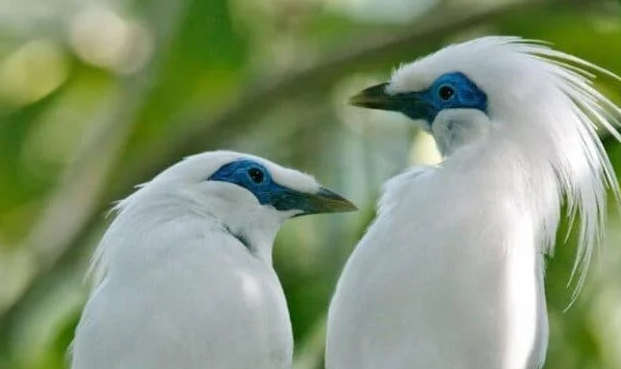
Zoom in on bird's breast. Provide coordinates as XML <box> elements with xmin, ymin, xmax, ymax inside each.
<box><xmin>327</xmin><ymin>174</ymin><xmax>546</xmax><ymax>369</ymax></box>
<box><xmin>73</xmin><ymin>232</ymin><xmax>293</xmax><ymax>369</ymax></box>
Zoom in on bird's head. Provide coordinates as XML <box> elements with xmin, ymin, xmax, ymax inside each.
<box><xmin>349</xmin><ymin>36</ymin><xmax>619</xmax><ymax>158</ymax></box>
<box><xmin>122</xmin><ymin>151</ymin><xmax>356</xmax><ymax>262</ymax></box>
<box><xmin>352</xmin><ymin>68</ymin><xmax>489</xmax><ymax>156</ymax></box>
<box><xmin>350</xmin><ymin>36</ymin><xmax>621</xmax><ymax>297</ymax></box>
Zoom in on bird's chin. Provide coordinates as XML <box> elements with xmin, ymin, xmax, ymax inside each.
<box><xmin>431</xmin><ymin>109</ymin><xmax>491</xmax><ymax>156</ymax></box>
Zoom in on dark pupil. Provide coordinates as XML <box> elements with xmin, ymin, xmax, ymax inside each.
<box><xmin>248</xmin><ymin>168</ymin><xmax>264</xmax><ymax>183</ymax></box>
<box><xmin>438</xmin><ymin>85</ymin><xmax>454</xmax><ymax>101</ymax></box>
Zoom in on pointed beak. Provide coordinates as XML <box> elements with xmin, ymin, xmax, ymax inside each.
<box><xmin>349</xmin><ymin>82</ymin><xmax>404</xmax><ymax>112</ymax></box>
<box><xmin>295</xmin><ymin>187</ymin><xmax>357</xmax><ymax>216</ymax></box>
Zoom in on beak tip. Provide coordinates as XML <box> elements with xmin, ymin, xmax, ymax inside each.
<box><xmin>347</xmin><ymin>82</ymin><xmax>393</xmax><ymax>110</ymax></box>
<box><xmin>315</xmin><ymin>187</ymin><xmax>358</xmax><ymax>214</ymax></box>
<box><xmin>344</xmin><ymin>200</ymin><xmax>358</xmax><ymax>212</ymax></box>
<box><xmin>347</xmin><ymin>94</ymin><xmax>365</xmax><ymax>107</ymax></box>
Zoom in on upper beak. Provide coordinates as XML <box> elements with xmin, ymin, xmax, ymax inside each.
<box><xmin>349</xmin><ymin>82</ymin><xmax>405</xmax><ymax>112</ymax></box>
<box><xmin>296</xmin><ymin>187</ymin><xmax>357</xmax><ymax>216</ymax></box>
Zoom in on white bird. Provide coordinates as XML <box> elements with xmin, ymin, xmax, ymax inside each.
<box><xmin>70</xmin><ymin>150</ymin><xmax>356</xmax><ymax>369</ymax></box>
<box><xmin>326</xmin><ymin>36</ymin><xmax>621</xmax><ymax>369</ymax></box>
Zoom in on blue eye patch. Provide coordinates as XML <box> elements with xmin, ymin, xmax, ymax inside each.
<box><xmin>208</xmin><ymin>159</ymin><xmax>311</xmax><ymax>212</ymax></box>
<box><xmin>397</xmin><ymin>72</ymin><xmax>488</xmax><ymax>123</ymax></box>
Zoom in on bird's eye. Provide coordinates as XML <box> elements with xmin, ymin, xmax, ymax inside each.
<box><xmin>247</xmin><ymin>167</ymin><xmax>265</xmax><ymax>184</ymax></box>
<box><xmin>438</xmin><ymin>85</ymin><xmax>455</xmax><ymax>101</ymax></box>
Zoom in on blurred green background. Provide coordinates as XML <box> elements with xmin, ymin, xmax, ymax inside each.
<box><xmin>0</xmin><ymin>0</ymin><xmax>620</xmax><ymax>368</ymax></box>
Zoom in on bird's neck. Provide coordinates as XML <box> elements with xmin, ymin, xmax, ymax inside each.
<box><xmin>90</xmin><ymin>206</ymin><xmax>270</xmax><ymax>291</ymax></box>
<box><xmin>443</xmin><ymin>135</ymin><xmax>561</xmax><ymax>252</ymax></box>
<box><xmin>204</xmin><ymin>197</ymin><xmax>284</xmax><ymax>265</ymax></box>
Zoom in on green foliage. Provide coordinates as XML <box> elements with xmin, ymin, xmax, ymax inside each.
<box><xmin>0</xmin><ymin>0</ymin><xmax>620</xmax><ymax>368</ymax></box>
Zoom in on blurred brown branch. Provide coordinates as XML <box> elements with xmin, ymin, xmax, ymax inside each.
<box><xmin>0</xmin><ymin>0</ymin><xmax>583</xmax><ymax>349</ymax></box>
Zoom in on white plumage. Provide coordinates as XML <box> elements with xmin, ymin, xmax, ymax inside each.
<box><xmin>326</xmin><ymin>36</ymin><xmax>621</xmax><ymax>369</ymax></box>
<box><xmin>70</xmin><ymin>151</ymin><xmax>355</xmax><ymax>369</ymax></box>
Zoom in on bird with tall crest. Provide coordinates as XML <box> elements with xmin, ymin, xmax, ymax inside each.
<box><xmin>326</xmin><ymin>36</ymin><xmax>621</xmax><ymax>369</ymax></box>
<box><xmin>70</xmin><ymin>151</ymin><xmax>356</xmax><ymax>369</ymax></box>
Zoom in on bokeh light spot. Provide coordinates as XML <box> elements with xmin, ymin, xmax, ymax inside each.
<box><xmin>0</xmin><ymin>39</ymin><xmax>69</xmax><ymax>107</ymax></box>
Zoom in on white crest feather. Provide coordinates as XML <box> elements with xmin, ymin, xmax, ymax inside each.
<box><xmin>396</xmin><ymin>36</ymin><xmax>621</xmax><ymax>299</ymax></box>
<box><xmin>509</xmin><ymin>38</ymin><xmax>621</xmax><ymax>298</ymax></box>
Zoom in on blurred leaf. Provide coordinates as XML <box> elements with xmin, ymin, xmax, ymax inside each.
<box><xmin>0</xmin><ymin>86</ymin><xmax>68</xmax><ymax>242</ymax></box>
<box><xmin>129</xmin><ymin>0</ymin><xmax>248</xmax><ymax>150</ymax></box>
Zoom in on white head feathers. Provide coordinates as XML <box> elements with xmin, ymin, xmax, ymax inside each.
<box><xmin>88</xmin><ymin>150</ymin><xmax>354</xmax><ymax>286</ymax></box>
<box><xmin>387</xmin><ymin>36</ymin><xmax>621</xmax><ymax>296</ymax></box>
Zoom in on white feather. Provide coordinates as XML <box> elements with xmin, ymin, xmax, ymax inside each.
<box><xmin>71</xmin><ymin>151</ymin><xmax>328</xmax><ymax>369</ymax></box>
<box><xmin>73</xmin><ymin>214</ymin><xmax>293</xmax><ymax>369</ymax></box>
<box><xmin>327</xmin><ymin>36</ymin><xmax>621</xmax><ymax>369</ymax></box>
